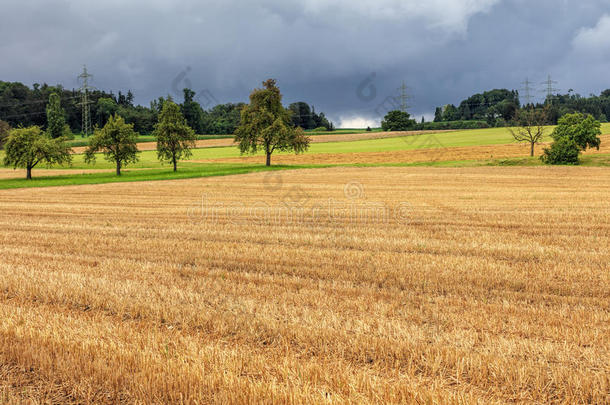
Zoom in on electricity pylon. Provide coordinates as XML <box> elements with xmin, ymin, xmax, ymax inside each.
<box><xmin>78</xmin><ymin>65</ymin><xmax>94</xmax><ymax>136</ymax></box>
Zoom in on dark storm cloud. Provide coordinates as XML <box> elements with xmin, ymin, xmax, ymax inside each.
<box><xmin>2</xmin><ymin>0</ymin><xmax>610</xmax><ymax>126</ymax></box>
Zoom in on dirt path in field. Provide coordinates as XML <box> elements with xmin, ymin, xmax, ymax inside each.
<box><xmin>70</xmin><ymin>130</ymin><xmax>455</xmax><ymax>154</ymax></box>
<box><xmin>191</xmin><ymin>134</ymin><xmax>610</xmax><ymax>165</ymax></box>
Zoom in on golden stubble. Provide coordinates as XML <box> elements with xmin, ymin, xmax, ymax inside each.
<box><xmin>0</xmin><ymin>166</ymin><xmax>608</xmax><ymax>404</ymax></box>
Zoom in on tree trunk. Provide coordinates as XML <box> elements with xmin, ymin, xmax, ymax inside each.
<box><xmin>173</xmin><ymin>155</ymin><xmax>177</xmax><ymax>172</ymax></box>
<box><xmin>530</xmin><ymin>142</ymin><xmax>535</xmax><ymax>157</ymax></box>
<box><xmin>26</xmin><ymin>166</ymin><xmax>32</xmax><ymax>180</ymax></box>
<box><xmin>116</xmin><ymin>160</ymin><xmax>121</xmax><ymax>176</ymax></box>
<box><xmin>266</xmin><ymin>152</ymin><xmax>271</xmax><ymax>167</ymax></box>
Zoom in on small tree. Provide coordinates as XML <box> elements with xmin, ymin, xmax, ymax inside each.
<box><xmin>85</xmin><ymin>114</ymin><xmax>139</xmax><ymax>176</ymax></box>
<box><xmin>0</xmin><ymin>120</ymin><xmax>10</xmax><ymax>149</ymax></box>
<box><xmin>154</xmin><ymin>101</ymin><xmax>196</xmax><ymax>171</ymax></box>
<box><xmin>46</xmin><ymin>92</ymin><xmax>67</xmax><ymax>139</ymax></box>
<box><xmin>3</xmin><ymin>126</ymin><xmax>72</xmax><ymax>179</ymax></box>
<box><xmin>234</xmin><ymin>79</ymin><xmax>310</xmax><ymax>166</ymax></box>
<box><xmin>541</xmin><ymin>112</ymin><xmax>601</xmax><ymax>165</ymax></box>
<box><xmin>508</xmin><ymin>108</ymin><xmax>547</xmax><ymax>157</ymax></box>
<box><xmin>381</xmin><ymin>110</ymin><xmax>416</xmax><ymax>131</ymax></box>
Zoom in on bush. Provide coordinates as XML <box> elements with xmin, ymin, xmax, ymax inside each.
<box><xmin>366</xmin><ymin>126</ymin><xmax>372</xmax><ymax>132</ymax></box>
<box><xmin>312</xmin><ymin>126</ymin><xmax>328</xmax><ymax>132</ymax></box>
<box><xmin>63</xmin><ymin>124</ymin><xmax>75</xmax><ymax>140</ymax></box>
<box><xmin>541</xmin><ymin>137</ymin><xmax>580</xmax><ymax>165</ymax></box>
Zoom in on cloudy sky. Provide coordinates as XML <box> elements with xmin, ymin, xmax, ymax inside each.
<box><xmin>2</xmin><ymin>0</ymin><xmax>610</xmax><ymax>127</ymax></box>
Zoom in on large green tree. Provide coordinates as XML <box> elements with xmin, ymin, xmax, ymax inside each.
<box><xmin>85</xmin><ymin>114</ymin><xmax>139</xmax><ymax>176</ymax></box>
<box><xmin>542</xmin><ymin>112</ymin><xmax>601</xmax><ymax>165</ymax></box>
<box><xmin>381</xmin><ymin>110</ymin><xmax>416</xmax><ymax>131</ymax></box>
<box><xmin>550</xmin><ymin>112</ymin><xmax>601</xmax><ymax>151</ymax></box>
<box><xmin>46</xmin><ymin>92</ymin><xmax>66</xmax><ymax>138</ymax></box>
<box><xmin>154</xmin><ymin>101</ymin><xmax>196</xmax><ymax>171</ymax></box>
<box><xmin>234</xmin><ymin>79</ymin><xmax>310</xmax><ymax>166</ymax></box>
<box><xmin>3</xmin><ymin>126</ymin><xmax>72</xmax><ymax>179</ymax></box>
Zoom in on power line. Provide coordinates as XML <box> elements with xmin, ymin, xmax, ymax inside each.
<box><xmin>0</xmin><ymin>95</ymin><xmax>80</xmax><ymax>109</ymax></box>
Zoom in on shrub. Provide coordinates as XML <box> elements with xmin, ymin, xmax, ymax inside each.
<box><xmin>541</xmin><ymin>137</ymin><xmax>580</xmax><ymax>165</ymax></box>
<box><xmin>312</xmin><ymin>126</ymin><xmax>328</xmax><ymax>132</ymax></box>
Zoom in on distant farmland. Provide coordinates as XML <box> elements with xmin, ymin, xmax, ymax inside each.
<box><xmin>0</xmin><ymin>166</ymin><xmax>608</xmax><ymax>403</ymax></box>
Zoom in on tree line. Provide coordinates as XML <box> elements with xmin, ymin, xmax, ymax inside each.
<box><xmin>433</xmin><ymin>88</ymin><xmax>610</xmax><ymax>127</ymax></box>
<box><xmin>0</xmin><ymin>80</ymin><xmax>334</xmax><ymax>136</ymax></box>
<box><xmin>2</xmin><ymin>79</ymin><xmax>311</xmax><ymax>179</ymax></box>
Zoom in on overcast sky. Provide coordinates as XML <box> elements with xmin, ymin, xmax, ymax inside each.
<box><xmin>2</xmin><ymin>0</ymin><xmax>610</xmax><ymax>127</ymax></box>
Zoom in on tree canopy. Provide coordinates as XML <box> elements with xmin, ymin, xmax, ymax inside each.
<box><xmin>154</xmin><ymin>101</ymin><xmax>196</xmax><ymax>171</ymax></box>
<box><xmin>381</xmin><ymin>110</ymin><xmax>416</xmax><ymax>131</ymax></box>
<box><xmin>3</xmin><ymin>126</ymin><xmax>72</xmax><ymax>179</ymax></box>
<box><xmin>84</xmin><ymin>114</ymin><xmax>139</xmax><ymax>176</ymax></box>
<box><xmin>234</xmin><ymin>79</ymin><xmax>310</xmax><ymax>166</ymax></box>
<box><xmin>46</xmin><ymin>92</ymin><xmax>67</xmax><ymax>139</ymax></box>
<box><xmin>542</xmin><ymin>112</ymin><xmax>601</xmax><ymax>165</ymax></box>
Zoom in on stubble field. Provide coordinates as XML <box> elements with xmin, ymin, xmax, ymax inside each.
<box><xmin>0</xmin><ymin>166</ymin><xmax>608</xmax><ymax>403</ymax></box>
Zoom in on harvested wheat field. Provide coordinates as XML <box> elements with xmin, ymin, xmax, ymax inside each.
<box><xmin>200</xmin><ymin>134</ymin><xmax>610</xmax><ymax>165</ymax></box>
<box><xmin>0</xmin><ymin>166</ymin><xmax>609</xmax><ymax>404</ymax></box>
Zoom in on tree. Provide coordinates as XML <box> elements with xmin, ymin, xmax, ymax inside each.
<box><xmin>541</xmin><ymin>112</ymin><xmax>601</xmax><ymax>165</ymax></box>
<box><xmin>181</xmin><ymin>88</ymin><xmax>205</xmax><ymax>133</ymax></box>
<box><xmin>3</xmin><ymin>126</ymin><xmax>72</xmax><ymax>179</ymax></box>
<box><xmin>96</xmin><ymin>97</ymin><xmax>119</xmax><ymax>127</ymax></box>
<box><xmin>46</xmin><ymin>92</ymin><xmax>66</xmax><ymax>138</ymax></box>
<box><xmin>154</xmin><ymin>101</ymin><xmax>196</xmax><ymax>171</ymax></box>
<box><xmin>0</xmin><ymin>120</ymin><xmax>10</xmax><ymax>149</ymax></box>
<box><xmin>442</xmin><ymin>104</ymin><xmax>460</xmax><ymax>121</ymax></box>
<box><xmin>84</xmin><ymin>114</ymin><xmax>139</xmax><ymax>176</ymax></box>
<box><xmin>381</xmin><ymin>110</ymin><xmax>416</xmax><ymax>131</ymax></box>
<box><xmin>551</xmin><ymin>112</ymin><xmax>601</xmax><ymax>151</ymax></box>
<box><xmin>234</xmin><ymin>79</ymin><xmax>310</xmax><ymax>166</ymax></box>
<box><xmin>508</xmin><ymin>108</ymin><xmax>547</xmax><ymax>157</ymax></box>
<box><xmin>288</xmin><ymin>102</ymin><xmax>315</xmax><ymax>129</ymax></box>
<box><xmin>434</xmin><ymin>107</ymin><xmax>443</xmax><ymax>122</ymax></box>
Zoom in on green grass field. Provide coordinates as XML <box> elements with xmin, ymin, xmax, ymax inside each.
<box><xmin>0</xmin><ymin>163</ymin><xmax>330</xmax><ymax>190</ymax></box>
<box><xmin>3</xmin><ymin>124</ymin><xmax>609</xmax><ymax>189</ymax></box>
<box><xmin>67</xmin><ymin>133</ymin><xmax>233</xmax><ymax>147</ymax></box>
<box><xmin>65</xmin><ymin>125</ymin><xmax>560</xmax><ymax>167</ymax></box>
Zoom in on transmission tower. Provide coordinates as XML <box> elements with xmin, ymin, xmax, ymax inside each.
<box><xmin>540</xmin><ymin>74</ymin><xmax>559</xmax><ymax>104</ymax></box>
<box><xmin>397</xmin><ymin>81</ymin><xmax>411</xmax><ymax>113</ymax></box>
<box><xmin>521</xmin><ymin>78</ymin><xmax>534</xmax><ymax>106</ymax></box>
<box><xmin>78</xmin><ymin>65</ymin><xmax>94</xmax><ymax>136</ymax></box>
